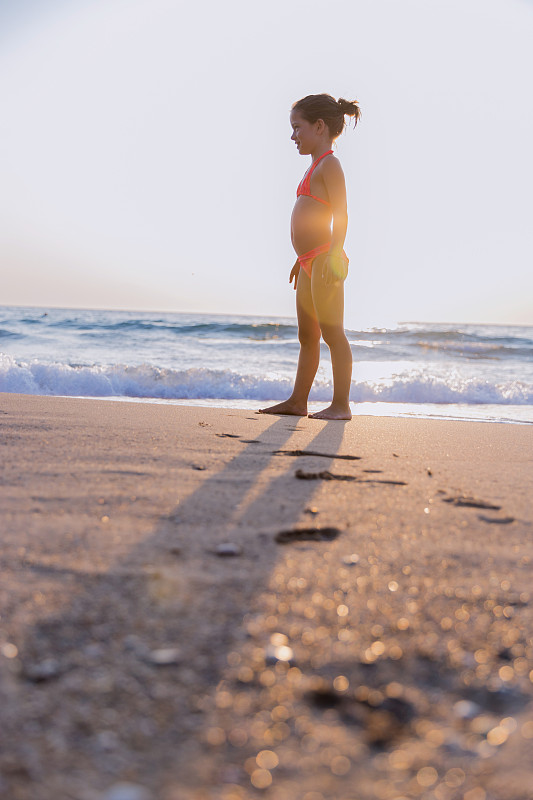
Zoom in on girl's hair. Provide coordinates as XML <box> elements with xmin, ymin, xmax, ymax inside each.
<box><xmin>292</xmin><ymin>93</ymin><xmax>361</xmax><ymax>137</ymax></box>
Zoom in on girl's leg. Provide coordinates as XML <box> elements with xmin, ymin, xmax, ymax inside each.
<box><xmin>258</xmin><ymin>269</ymin><xmax>321</xmax><ymax>415</ymax></box>
<box><xmin>308</xmin><ymin>254</ymin><xmax>352</xmax><ymax>420</ymax></box>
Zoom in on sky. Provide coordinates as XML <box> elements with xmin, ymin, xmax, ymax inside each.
<box><xmin>0</xmin><ymin>0</ymin><xmax>532</xmax><ymax>328</ymax></box>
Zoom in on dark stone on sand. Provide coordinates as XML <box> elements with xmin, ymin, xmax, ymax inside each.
<box><xmin>215</xmin><ymin>433</ymin><xmax>241</xmax><ymax>439</ymax></box>
<box><xmin>443</xmin><ymin>495</ymin><xmax>501</xmax><ymax>510</ymax></box>
<box><xmin>497</xmin><ymin>646</ymin><xmax>513</xmax><ymax>661</ymax></box>
<box><xmin>275</xmin><ymin>527</ymin><xmax>341</xmax><ymax>544</ymax></box>
<box><xmin>478</xmin><ymin>514</ymin><xmax>515</xmax><ymax>524</ymax></box>
<box><xmin>307</xmin><ymin>686</ymin><xmax>344</xmax><ymax>709</ymax></box>
<box><xmin>191</xmin><ymin>463</ymin><xmax>206</xmax><ymax>470</ymax></box>
<box><xmin>378</xmin><ymin>696</ymin><xmax>416</xmax><ymax>724</ymax></box>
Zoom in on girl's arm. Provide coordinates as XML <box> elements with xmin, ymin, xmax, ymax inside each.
<box><xmin>289</xmin><ymin>258</ymin><xmax>300</xmax><ymax>290</ymax></box>
<box><xmin>321</xmin><ymin>158</ymin><xmax>349</xmax><ymax>285</ymax></box>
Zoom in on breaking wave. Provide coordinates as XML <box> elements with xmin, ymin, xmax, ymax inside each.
<box><xmin>1</xmin><ymin>354</ymin><xmax>532</xmax><ymax>405</ymax></box>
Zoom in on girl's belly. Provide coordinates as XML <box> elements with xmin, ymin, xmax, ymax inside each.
<box><xmin>291</xmin><ymin>197</ymin><xmax>332</xmax><ymax>255</ymax></box>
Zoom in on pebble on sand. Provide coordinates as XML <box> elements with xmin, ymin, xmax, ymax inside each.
<box><xmin>214</xmin><ymin>542</ymin><xmax>243</xmax><ymax>556</ymax></box>
<box><xmin>100</xmin><ymin>783</ymin><xmax>153</xmax><ymax>800</ymax></box>
<box><xmin>146</xmin><ymin>647</ymin><xmax>181</xmax><ymax>666</ymax></box>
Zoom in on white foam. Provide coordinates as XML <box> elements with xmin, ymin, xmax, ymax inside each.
<box><xmin>1</xmin><ymin>354</ymin><xmax>532</xmax><ymax>406</ymax></box>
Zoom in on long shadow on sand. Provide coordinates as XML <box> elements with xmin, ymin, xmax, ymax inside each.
<box><xmin>11</xmin><ymin>414</ymin><xmax>350</xmax><ymax>795</ymax></box>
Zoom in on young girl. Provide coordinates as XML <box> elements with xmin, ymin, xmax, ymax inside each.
<box><xmin>260</xmin><ymin>93</ymin><xmax>360</xmax><ymax>420</ymax></box>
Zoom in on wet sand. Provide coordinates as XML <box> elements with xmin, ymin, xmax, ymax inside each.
<box><xmin>1</xmin><ymin>393</ymin><xmax>532</xmax><ymax>800</ymax></box>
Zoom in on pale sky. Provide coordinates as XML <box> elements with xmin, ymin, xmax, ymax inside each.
<box><xmin>1</xmin><ymin>0</ymin><xmax>532</xmax><ymax>328</ymax></box>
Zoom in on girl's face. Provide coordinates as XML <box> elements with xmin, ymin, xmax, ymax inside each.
<box><xmin>290</xmin><ymin>110</ymin><xmax>321</xmax><ymax>155</ymax></box>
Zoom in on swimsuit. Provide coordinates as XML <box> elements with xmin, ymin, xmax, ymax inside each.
<box><xmin>297</xmin><ymin>149</ymin><xmax>334</xmax><ymax>206</ymax></box>
<box><xmin>295</xmin><ymin>149</ymin><xmax>348</xmax><ymax>278</ymax></box>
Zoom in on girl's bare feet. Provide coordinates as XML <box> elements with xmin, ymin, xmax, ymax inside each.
<box><xmin>258</xmin><ymin>399</ymin><xmax>308</xmax><ymax>416</ymax></box>
<box><xmin>308</xmin><ymin>404</ymin><xmax>352</xmax><ymax>420</ymax></box>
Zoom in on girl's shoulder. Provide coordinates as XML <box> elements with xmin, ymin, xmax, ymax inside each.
<box><xmin>320</xmin><ymin>153</ymin><xmax>344</xmax><ymax>176</ymax></box>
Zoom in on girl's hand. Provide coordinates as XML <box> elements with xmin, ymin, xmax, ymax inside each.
<box><xmin>289</xmin><ymin>260</ymin><xmax>300</xmax><ymax>290</ymax></box>
<box><xmin>322</xmin><ymin>254</ymin><xmax>348</xmax><ymax>287</ymax></box>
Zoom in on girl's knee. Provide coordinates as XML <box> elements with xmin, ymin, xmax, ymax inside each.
<box><xmin>299</xmin><ymin>327</ymin><xmax>320</xmax><ymax>348</ymax></box>
<box><xmin>320</xmin><ymin>324</ymin><xmax>347</xmax><ymax>348</ymax></box>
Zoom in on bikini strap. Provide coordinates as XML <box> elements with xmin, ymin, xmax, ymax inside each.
<box><xmin>313</xmin><ymin>149</ymin><xmax>333</xmax><ymax>167</ymax></box>
<box><xmin>297</xmin><ymin>150</ymin><xmax>334</xmax><ymax>199</ymax></box>
<box><xmin>306</xmin><ymin>149</ymin><xmax>333</xmax><ymax>179</ymax></box>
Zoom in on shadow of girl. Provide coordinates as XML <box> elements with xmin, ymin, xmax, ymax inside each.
<box><xmin>14</xmin><ymin>413</ymin><xmax>349</xmax><ymax>794</ymax></box>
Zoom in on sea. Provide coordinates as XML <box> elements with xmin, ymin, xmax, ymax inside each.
<box><xmin>1</xmin><ymin>306</ymin><xmax>532</xmax><ymax>424</ymax></box>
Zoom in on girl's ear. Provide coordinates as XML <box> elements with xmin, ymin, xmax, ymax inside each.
<box><xmin>316</xmin><ymin>118</ymin><xmax>326</xmax><ymax>134</ymax></box>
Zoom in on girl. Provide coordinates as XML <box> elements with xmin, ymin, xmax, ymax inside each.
<box><xmin>260</xmin><ymin>93</ymin><xmax>361</xmax><ymax>420</ymax></box>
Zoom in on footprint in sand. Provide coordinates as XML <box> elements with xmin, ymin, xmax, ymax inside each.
<box><xmin>274</xmin><ymin>449</ymin><xmax>361</xmax><ymax>461</ymax></box>
<box><xmin>275</xmin><ymin>527</ymin><xmax>341</xmax><ymax>544</ymax></box>
<box><xmin>295</xmin><ymin>469</ymin><xmax>356</xmax><ymax>482</ymax></box>
<box><xmin>443</xmin><ymin>495</ymin><xmax>501</xmax><ymax>510</ymax></box>
<box><xmin>295</xmin><ymin>469</ymin><xmax>407</xmax><ymax>486</ymax></box>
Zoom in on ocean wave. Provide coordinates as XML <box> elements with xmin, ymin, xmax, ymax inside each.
<box><xmin>3</xmin><ymin>309</ymin><xmax>532</xmax><ymax>358</ymax></box>
<box><xmin>1</xmin><ymin>354</ymin><xmax>532</xmax><ymax>405</ymax></box>
<box><xmin>349</xmin><ymin>326</ymin><xmax>533</xmax><ymax>360</ymax></box>
<box><xmin>50</xmin><ymin>318</ymin><xmax>299</xmax><ymax>341</ymax></box>
<box><xmin>0</xmin><ymin>329</ymin><xmax>22</xmax><ymax>340</ymax></box>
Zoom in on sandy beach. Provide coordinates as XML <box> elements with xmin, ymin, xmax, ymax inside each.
<box><xmin>1</xmin><ymin>393</ymin><xmax>532</xmax><ymax>800</ymax></box>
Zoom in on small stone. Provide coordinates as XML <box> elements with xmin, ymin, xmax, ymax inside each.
<box><xmin>24</xmin><ymin>658</ymin><xmax>62</xmax><ymax>682</ymax></box>
<box><xmin>265</xmin><ymin>644</ymin><xmax>294</xmax><ymax>665</ymax></box>
<box><xmin>304</xmin><ymin>506</ymin><xmax>319</xmax><ymax>515</ymax></box>
<box><xmin>96</xmin><ymin>730</ymin><xmax>120</xmax><ymax>751</ymax></box>
<box><xmin>342</xmin><ymin>553</ymin><xmax>360</xmax><ymax>565</ymax></box>
<box><xmin>83</xmin><ymin>642</ymin><xmax>105</xmax><ymax>659</ymax></box>
<box><xmin>215</xmin><ymin>542</ymin><xmax>243</xmax><ymax>557</ymax></box>
<box><xmin>169</xmin><ymin>546</ymin><xmax>182</xmax><ymax>556</ymax></box>
<box><xmin>146</xmin><ymin>648</ymin><xmax>181</xmax><ymax>666</ymax></box>
<box><xmin>100</xmin><ymin>783</ymin><xmax>153</xmax><ymax>800</ymax></box>
<box><xmin>191</xmin><ymin>463</ymin><xmax>206</xmax><ymax>470</ymax></box>
<box><xmin>453</xmin><ymin>699</ymin><xmax>481</xmax><ymax>719</ymax></box>
<box><xmin>123</xmin><ymin>635</ymin><xmax>148</xmax><ymax>656</ymax></box>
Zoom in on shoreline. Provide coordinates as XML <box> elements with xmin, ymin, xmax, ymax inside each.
<box><xmin>4</xmin><ymin>390</ymin><xmax>533</xmax><ymax>426</ymax></box>
<box><xmin>1</xmin><ymin>393</ymin><xmax>532</xmax><ymax>798</ymax></box>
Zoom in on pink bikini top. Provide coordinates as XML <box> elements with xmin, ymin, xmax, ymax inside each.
<box><xmin>296</xmin><ymin>149</ymin><xmax>333</xmax><ymax>206</ymax></box>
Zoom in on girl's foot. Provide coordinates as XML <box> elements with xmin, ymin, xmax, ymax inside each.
<box><xmin>308</xmin><ymin>404</ymin><xmax>352</xmax><ymax>420</ymax></box>
<box><xmin>258</xmin><ymin>400</ymin><xmax>308</xmax><ymax>416</ymax></box>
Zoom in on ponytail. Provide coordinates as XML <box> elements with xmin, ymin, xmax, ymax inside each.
<box><xmin>337</xmin><ymin>97</ymin><xmax>361</xmax><ymax>127</ymax></box>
